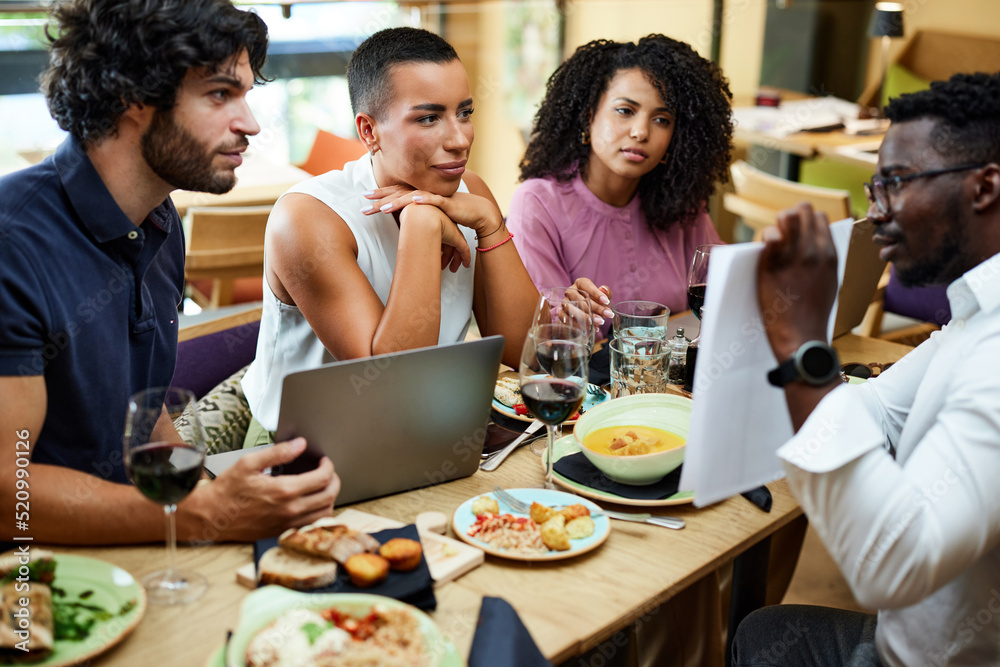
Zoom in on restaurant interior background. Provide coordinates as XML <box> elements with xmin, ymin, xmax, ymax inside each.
<box><xmin>2</xmin><ymin>0</ymin><xmax>1000</xmax><ymax>213</ymax></box>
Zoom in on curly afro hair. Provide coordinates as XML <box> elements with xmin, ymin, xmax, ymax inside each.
<box><xmin>886</xmin><ymin>72</ymin><xmax>1000</xmax><ymax>165</ymax></box>
<box><xmin>519</xmin><ymin>34</ymin><xmax>733</xmax><ymax>232</ymax></box>
<box><xmin>41</xmin><ymin>0</ymin><xmax>269</xmax><ymax>145</ymax></box>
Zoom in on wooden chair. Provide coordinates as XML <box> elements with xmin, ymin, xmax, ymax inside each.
<box><xmin>724</xmin><ymin>160</ymin><xmax>852</xmax><ymax>241</ymax></box>
<box><xmin>184</xmin><ymin>205</ymin><xmax>271</xmax><ymax>309</ymax></box>
<box><xmin>296</xmin><ymin>129</ymin><xmax>367</xmax><ymax>176</ymax></box>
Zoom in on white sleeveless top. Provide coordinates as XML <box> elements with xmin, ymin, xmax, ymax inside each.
<box><xmin>242</xmin><ymin>153</ymin><xmax>476</xmax><ymax>430</ymax></box>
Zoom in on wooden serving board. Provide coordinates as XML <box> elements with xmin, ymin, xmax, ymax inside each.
<box><xmin>236</xmin><ymin>509</ymin><xmax>484</xmax><ymax>589</ymax></box>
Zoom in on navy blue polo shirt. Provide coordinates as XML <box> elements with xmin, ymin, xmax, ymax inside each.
<box><xmin>0</xmin><ymin>137</ymin><xmax>185</xmax><ymax>484</ymax></box>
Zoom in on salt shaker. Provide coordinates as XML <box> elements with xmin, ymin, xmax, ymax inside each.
<box><xmin>667</xmin><ymin>327</ymin><xmax>688</xmax><ymax>385</ymax></box>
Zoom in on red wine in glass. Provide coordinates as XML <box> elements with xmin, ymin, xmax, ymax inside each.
<box><xmin>124</xmin><ymin>386</ymin><xmax>207</xmax><ymax>605</ymax></box>
<box><xmin>520</xmin><ymin>379</ymin><xmax>585</xmax><ymax>426</ymax></box>
<box><xmin>128</xmin><ymin>443</ymin><xmax>204</xmax><ymax>506</ymax></box>
<box><xmin>687</xmin><ymin>284</ymin><xmax>707</xmax><ymax>321</ymax></box>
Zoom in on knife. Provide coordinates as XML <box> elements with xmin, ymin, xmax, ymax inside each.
<box><xmin>479</xmin><ymin>419</ymin><xmax>545</xmax><ymax>471</ymax></box>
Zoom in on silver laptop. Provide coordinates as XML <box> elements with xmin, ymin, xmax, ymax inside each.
<box><xmin>832</xmin><ymin>218</ymin><xmax>886</xmax><ymax>339</ymax></box>
<box><xmin>269</xmin><ymin>336</ymin><xmax>504</xmax><ymax>505</ymax></box>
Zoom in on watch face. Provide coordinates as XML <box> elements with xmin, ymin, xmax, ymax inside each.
<box><xmin>801</xmin><ymin>345</ymin><xmax>836</xmax><ymax>378</ymax></box>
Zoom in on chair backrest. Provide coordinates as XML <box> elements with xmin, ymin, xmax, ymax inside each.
<box><xmin>175</xmin><ymin>307</ymin><xmax>262</xmax><ymax>399</ymax></box>
<box><xmin>858</xmin><ymin>30</ymin><xmax>1000</xmax><ymax>108</ymax></box>
<box><xmin>297</xmin><ymin>129</ymin><xmax>367</xmax><ymax>176</ymax></box>
<box><xmin>184</xmin><ymin>205</ymin><xmax>271</xmax><ymax>280</ymax></box>
<box><xmin>724</xmin><ymin>160</ymin><xmax>852</xmax><ymax>240</ymax></box>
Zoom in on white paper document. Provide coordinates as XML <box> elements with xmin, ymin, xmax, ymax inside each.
<box><xmin>732</xmin><ymin>97</ymin><xmax>861</xmax><ymax>137</ymax></box>
<box><xmin>678</xmin><ymin>219</ymin><xmax>854</xmax><ymax>506</ymax></box>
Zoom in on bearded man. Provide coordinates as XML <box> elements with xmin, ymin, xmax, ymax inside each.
<box><xmin>0</xmin><ymin>0</ymin><xmax>340</xmax><ymax>545</ymax></box>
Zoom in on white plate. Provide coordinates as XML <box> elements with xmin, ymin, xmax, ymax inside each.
<box><xmin>451</xmin><ymin>488</ymin><xmax>611</xmax><ymax>561</ymax></box>
<box><xmin>542</xmin><ymin>435</ymin><xmax>695</xmax><ymax>507</ymax></box>
<box><xmin>492</xmin><ymin>372</ymin><xmax>610</xmax><ymax>425</ymax></box>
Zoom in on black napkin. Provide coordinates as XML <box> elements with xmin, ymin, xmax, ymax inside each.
<box><xmin>469</xmin><ymin>597</ymin><xmax>551</xmax><ymax>667</ymax></box>
<box><xmin>588</xmin><ymin>345</ymin><xmax>611</xmax><ymax>386</ymax></box>
<box><xmin>553</xmin><ymin>452</ymin><xmax>682</xmax><ymax>500</ymax></box>
<box><xmin>254</xmin><ymin>524</ymin><xmax>436</xmax><ymax>610</ymax></box>
<box><xmin>741</xmin><ymin>486</ymin><xmax>772</xmax><ymax>512</ymax></box>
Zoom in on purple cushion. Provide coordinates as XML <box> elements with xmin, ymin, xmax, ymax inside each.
<box><xmin>172</xmin><ymin>320</ymin><xmax>260</xmax><ymax>399</ymax></box>
<box><xmin>883</xmin><ymin>266</ymin><xmax>951</xmax><ymax>325</ymax></box>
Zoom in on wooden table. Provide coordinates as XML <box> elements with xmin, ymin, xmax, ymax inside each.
<box><xmin>169</xmin><ymin>152</ymin><xmax>310</xmax><ymax>218</ymax></box>
<box><xmin>46</xmin><ymin>334</ymin><xmax>913</xmax><ymax>666</ymax></box>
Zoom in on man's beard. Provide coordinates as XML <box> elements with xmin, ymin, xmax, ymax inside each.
<box><xmin>140</xmin><ymin>108</ymin><xmax>244</xmax><ymax>194</ymax></box>
<box><xmin>896</xmin><ymin>192</ymin><xmax>969</xmax><ymax>288</ymax></box>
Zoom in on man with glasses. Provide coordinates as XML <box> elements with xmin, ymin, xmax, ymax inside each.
<box><xmin>734</xmin><ymin>72</ymin><xmax>1000</xmax><ymax>666</ymax></box>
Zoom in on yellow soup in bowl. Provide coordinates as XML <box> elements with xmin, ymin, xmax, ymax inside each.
<box><xmin>584</xmin><ymin>426</ymin><xmax>685</xmax><ymax>457</ymax></box>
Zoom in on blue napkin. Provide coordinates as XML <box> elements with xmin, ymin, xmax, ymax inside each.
<box><xmin>469</xmin><ymin>597</ymin><xmax>551</xmax><ymax>667</ymax></box>
<box><xmin>588</xmin><ymin>346</ymin><xmax>611</xmax><ymax>386</ymax></box>
<box><xmin>254</xmin><ymin>524</ymin><xmax>437</xmax><ymax>610</ymax></box>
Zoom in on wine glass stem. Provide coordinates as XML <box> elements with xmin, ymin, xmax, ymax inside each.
<box><xmin>164</xmin><ymin>504</ymin><xmax>178</xmax><ymax>585</ymax></box>
<box><xmin>544</xmin><ymin>424</ymin><xmax>557</xmax><ymax>489</ymax></box>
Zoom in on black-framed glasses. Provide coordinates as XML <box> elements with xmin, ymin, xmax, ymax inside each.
<box><xmin>864</xmin><ymin>163</ymin><xmax>988</xmax><ymax>215</ymax></box>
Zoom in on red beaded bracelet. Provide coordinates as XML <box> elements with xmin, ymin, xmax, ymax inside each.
<box><xmin>477</xmin><ymin>231</ymin><xmax>514</xmax><ymax>252</ymax></box>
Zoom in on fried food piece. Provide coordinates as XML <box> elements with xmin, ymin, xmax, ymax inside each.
<box><xmin>493</xmin><ymin>377</ymin><xmax>521</xmax><ymax>407</ymax></box>
<box><xmin>472</xmin><ymin>496</ymin><xmax>500</xmax><ymax>517</ymax></box>
<box><xmin>379</xmin><ymin>538</ymin><xmax>423</xmax><ymax>572</ymax></box>
<box><xmin>344</xmin><ymin>553</ymin><xmax>390</xmax><ymax>588</ymax></box>
<box><xmin>540</xmin><ymin>515</ymin><xmax>571</xmax><ymax>551</ymax></box>
<box><xmin>559</xmin><ymin>504</ymin><xmax>591</xmax><ymax>522</ymax></box>
<box><xmin>566</xmin><ymin>515</ymin><xmax>596</xmax><ymax>540</ymax></box>
<box><xmin>530</xmin><ymin>501</ymin><xmax>558</xmax><ymax>525</ymax></box>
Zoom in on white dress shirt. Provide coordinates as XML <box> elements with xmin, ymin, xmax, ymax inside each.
<box><xmin>778</xmin><ymin>252</ymin><xmax>1000</xmax><ymax>666</ymax></box>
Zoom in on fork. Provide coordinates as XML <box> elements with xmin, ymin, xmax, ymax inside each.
<box><xmin>492</xmin><ymin>486</ymin><xmax>685</xmax><ymax>530</ymax></box>
<box><xmin>586</xmin><ymin>383</ymin><xmax>605</xmax><ymax>396</ymax></box>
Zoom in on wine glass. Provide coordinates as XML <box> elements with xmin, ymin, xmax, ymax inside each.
<box><xmin>519</xmin><ymin>322</ymin><xmax>589</xmax><ymax>489</ymax></box>
<box><xmin>530</xmin><ymin>288</ymin><xmax>595</xmax><ymax>449</ymax></box>
<box><xmin>687</xmin><ymin>244</ymin><xmax>722</xmax><ymax>325</ymax></box>
<box><xmin>684</xmin><ymin>244</ymin><xmax>721</xmax><ymax>392</ymax></box>
<box><xmin>123</xmin><ymin>386</ymin><xmax>208</xmax><ymax>605</ymax></box>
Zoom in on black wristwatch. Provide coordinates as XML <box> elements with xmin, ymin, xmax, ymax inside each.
<box><xmin>767</xmin><ymin>341</ymin><xmax>840</xmax><ymax>388</ymax></box>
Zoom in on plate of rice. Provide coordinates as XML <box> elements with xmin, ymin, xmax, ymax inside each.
<box><xmin>209</xmin><ymin>587</ymin><xmax>461</xmax><ymax>667</ymax></box>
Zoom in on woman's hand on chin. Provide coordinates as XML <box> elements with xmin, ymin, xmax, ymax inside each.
<box><xmin>365</xmin><ymin>187</ymin><xmax>499</xmax><ymax>238</ymax></box>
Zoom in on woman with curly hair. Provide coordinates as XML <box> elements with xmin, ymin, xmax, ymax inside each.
<box><xmin>507</xmin><ymin>34</ymin><xmax>733</xmax><ymax>335</ymax></box>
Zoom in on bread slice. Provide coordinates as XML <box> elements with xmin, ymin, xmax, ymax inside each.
<box><xmin>257</xmin><ymin>547</ymin><xmax>338</xmax><ymax>591</ymax></box>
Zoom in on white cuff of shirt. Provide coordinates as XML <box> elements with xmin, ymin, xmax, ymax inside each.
<box><xmin>776</xmin><ymin>384</ymin><xmax>885</xmax><ymax>473</ymax></box>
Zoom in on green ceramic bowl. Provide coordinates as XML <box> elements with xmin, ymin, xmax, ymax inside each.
<box><xmin>573</xmin><ymin>393</ymin><xmax>690</xmax><ymax>485</ymax></box>
<box><xmin>223</xmin><ymin>587</ymin><xmax>461</xmax><ymax>667</ymax></box>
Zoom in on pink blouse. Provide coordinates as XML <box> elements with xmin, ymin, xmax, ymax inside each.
<box><xmin>506</xmin><ymin>174</ymin><xmax>721</xmax><ymax>336</ymax></box>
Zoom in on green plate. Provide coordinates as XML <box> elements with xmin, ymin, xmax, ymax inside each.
<box><xmin>38</xmin><ymin>554</ymin><xmax>146</xmax><ymax>667</ymax></box>
<box><xmin>542</xmin><ymin>434</ymin><xmax>695</xmax><ymax>507</ymax></box>
<box><xmin>207</xmin><ymin>587</ymin><xmax>462</xmax><ymax>667</ymax></box>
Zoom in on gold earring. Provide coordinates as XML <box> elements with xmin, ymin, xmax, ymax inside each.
<box><xmin>581</xmin><ymin>131</ymin><xmax>591</xmax><ymax>146</ymax></box>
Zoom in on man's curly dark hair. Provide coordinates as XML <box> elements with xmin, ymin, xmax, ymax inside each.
<box><xmin>886</xmin><ymin>72</ymin><xmax>1000</xmax><ymax>165</ymax></box>
<box><xmin>519</xmin><ymin>34</ymin><xmax>733</xmax><ymax>231</ymax></box>
<box><xmin>41</xmin><ymin>0</ymin><xmax>269</xmax><ymax>145</ymax></box>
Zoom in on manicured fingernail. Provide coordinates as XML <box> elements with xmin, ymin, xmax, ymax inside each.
<box><xmin>363</xmin><ymin>190</ymin><xmax>375</xmax><ymax>197</ymax></box>
<box><xmin>412</xmin><ymin>195</ymin><xmax>424</xmax><ymax>202</ymax></box>
<box><xmin>594</xmin><ymin>316</ymin><xmax>605</xmax><ymax>325</ymax></box>
<box><xmin>603</xmin><ymin>308</ymin><xmax>614</xmax><ymax>319</ymax></box>
<box><xmin>360</xmin><ymin>204</ymin><xmax>373</xmax><ymax>213</ymax></box>
<box><xmin>600</xmin><ymin>295</ymin><xmax>610</xmax><ymax>305</ymax></box>
<box><xmin>380</xmin><ymin>203</ymin><xmax>392</xmax><ymax>212</ymax></box>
